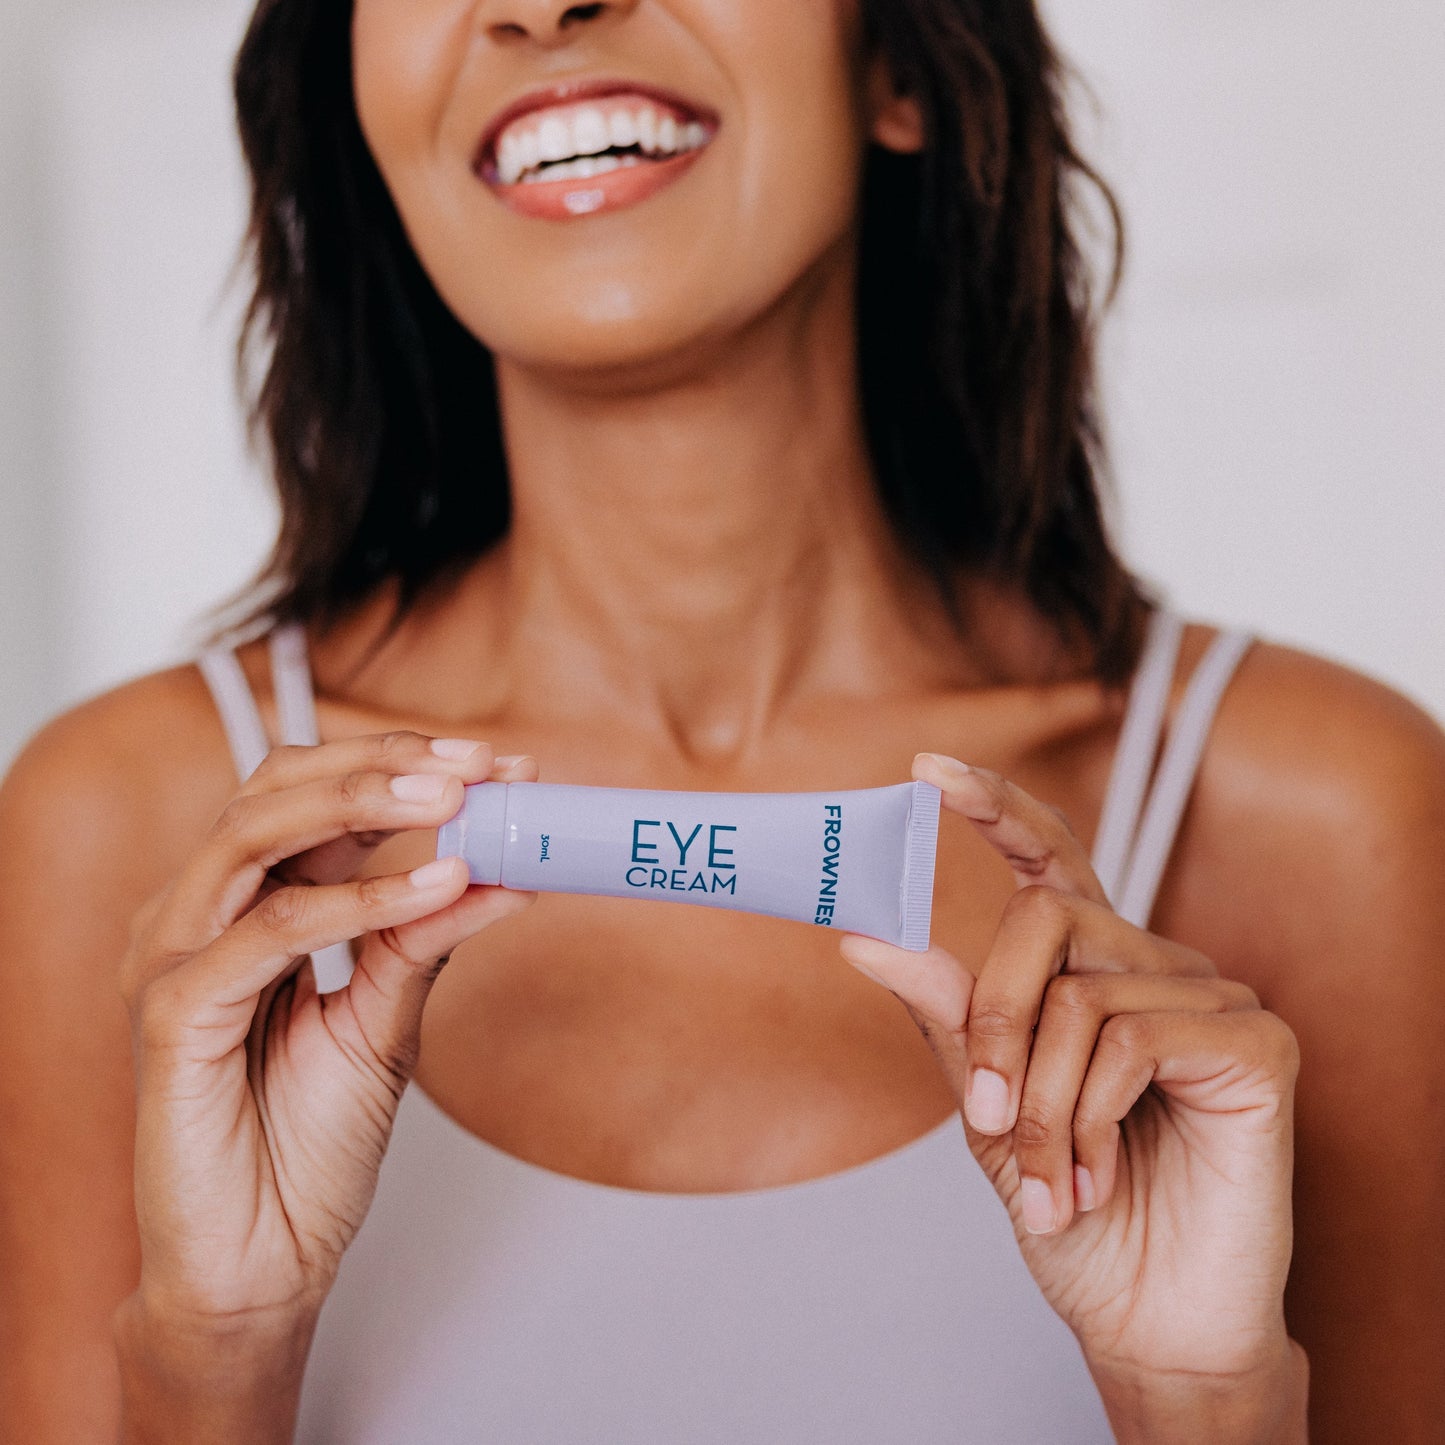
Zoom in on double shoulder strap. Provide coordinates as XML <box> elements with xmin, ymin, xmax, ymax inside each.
<box><xmin>1092</xmin><ymin>612</ymin><xmax>1254</xmax><ymax>926</ymax></box>
<box><xmin>196</xmin><ymin>624</ymin><xmax>355</xmax><ymax>994</ymax></box>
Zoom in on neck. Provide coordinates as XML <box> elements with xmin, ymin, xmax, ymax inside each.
<box><xmin>340</xmin><ymin>249</ymin><xmax>988</xmax><ymax>760</ymax></box>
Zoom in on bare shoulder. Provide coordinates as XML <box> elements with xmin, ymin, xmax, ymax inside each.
<box><xmin>1163</xmin><ymin>628</ymin><xmax>1445</xmax><ymax>987</ymax></box>
<box><xmin>0</xmin><ymin>660</ymin><xmax>244</xmax><ymax>958</ymax></box>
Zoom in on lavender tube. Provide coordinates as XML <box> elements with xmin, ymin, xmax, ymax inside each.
<box><xmin>437</xmin><ymin>780</ymin><xmax>941</xmax><ymax>950</ymax></box>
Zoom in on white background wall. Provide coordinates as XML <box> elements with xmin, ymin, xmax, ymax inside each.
<box><xmin>1</xmin><ymin>0</ymin><xmax>1442</xmax><ymax>772</ymax></box>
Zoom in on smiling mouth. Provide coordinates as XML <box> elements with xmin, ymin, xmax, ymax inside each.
<box><xmin>475</xmin><ymin>84</ymin><xmax>719</xmax><ymax>220</ymax></box>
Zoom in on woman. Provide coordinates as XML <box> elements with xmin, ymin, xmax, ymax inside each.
<box><xmin>0</xmin><ymin>0</ymin><xmax>1440</xmax><ymax>1439</ymax></box>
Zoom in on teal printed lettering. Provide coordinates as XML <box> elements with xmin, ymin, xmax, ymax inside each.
<box><xmin>815</xmin><ymin>804</ymin><xmax>844</xmax><ymax>925</ymax></box>
<box><xmin>708</xmin><ymin>825</ymin><xmax>737</xmax><ymax>869</ymax></box>
<box><xmin>632</xmin><ymin>819</ymin><xmax>661</xmax><ymax>863</ymax></box>
<box><xmin>667</xmin><ymin>822</ymin><xmax>703</xmax><ymax>866</ymax></box>
<box><xmin>624</xmin><ymin>817</ymin><xmax>740</xmax><ymax>897</ymax></box>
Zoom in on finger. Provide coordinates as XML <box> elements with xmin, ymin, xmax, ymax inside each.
<box><xmin>158</xmin><ymin>769</ymin><xmax>472</xmax><ymax>952</ymax></box>
<box><xmin>1012</xmin><ymin>973</ymin><xmax>1261</xmax><ymax>1235</ymax></box>
<box><xmin>962</xmin><ymin>885</ymin><xmax>1220</xmax><ymax>1135</ymax></box>
<box><xmin>139</xmin><ymin>858</ymin><xmax>473</xmax><ymax>1058</ymax></box>
<box><xmin>840</xmin><ymin>934</ymin><xmax>975</xmax><ymax>1030</ymax></box>
<box><xmin>280</xmin><ymin>750</ymin><xmax>541</xmax><ymax>899</ymax></box>
<box><xmin>340</xmin><ymin>883</ymin><xmax>538</xmax><ymax>1084</ymax></box>
<box><xmin>840</xmin><ymin>934</ymin><xmax>976</xmax><ymax>1086</ymax></box>
<box><xmin>238</xmin><ymin>732</ymin><xmax>495</xmax><ymax>797</ymax></box>
<box><xmin>1073</xmin><ymin>1009</ymin><xmax>1296</xmax><ymax>1217</ymax></box>
<box><xmin>913</xmin><ymin>753</ymin><xmax>1108</xmax><ymax>905</ymax></box>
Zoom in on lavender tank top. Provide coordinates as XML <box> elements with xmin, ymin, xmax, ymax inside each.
<box><xmin>196</xmin><ymin>610</ymin><xmax>1252</xmax><ymax>1444</ymax></box>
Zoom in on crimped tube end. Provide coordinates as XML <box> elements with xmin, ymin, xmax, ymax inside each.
<box><xmin>900</xmin><ymin>781</ymin><xmax>941</xmax><ymax>952</ymax></box>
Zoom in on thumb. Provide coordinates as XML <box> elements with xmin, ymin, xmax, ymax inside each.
<box><xmin>840</xmin><ymin>934</ymin><xmax>978</xmax><ymax>1098</ymax></box>
<box><xmin>839</xmin><ymin>934</ymin><xmax>1016</xmax><ymax>1187</ymax></box>
<box><xmin>343</xmin><ymin>865</ymin><xmax>536</xmax><ymax>1081</ymax></box>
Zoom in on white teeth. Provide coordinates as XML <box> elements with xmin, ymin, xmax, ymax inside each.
<box><xmin>636</xmin><ymin>107</ymin><xmax>657</xmax><ymax>153</ymax></box>
<box><xmin>536</xmin><ymin>115</ymin><xmax>571</xmax><ymax>163</ymax></box>
<box><xmin>498</xmin><ymin>133</ymin><xmax>521</xmax><ymax>185</ymax></box>
<box><xmin>608</xmin><ymin>109</ymin><xmax>638</xmax><ymax>149</ymax></box>
<box><xmin>572</xmin><ymin>106</ymin><xmax>609</xmax><ymax>156</ymax></box>
<box><xmin>495</xmin><ymin>98</ymin><xmax>712</xmax><ymax>184</ymax></box>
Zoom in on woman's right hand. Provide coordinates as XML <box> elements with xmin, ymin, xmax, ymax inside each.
<box><xmin>116</xmin><ymin>732</ymin><xmax>532</xmax><ymax>1356</ymax></box>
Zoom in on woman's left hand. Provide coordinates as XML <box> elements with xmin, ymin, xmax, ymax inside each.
<box><xmin>841</xmin><ymin>754</ymin><xmax>1306</xmax><ymax>1437</ymax></box>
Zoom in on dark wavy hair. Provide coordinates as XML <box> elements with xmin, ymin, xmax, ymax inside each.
<box><xmin>224</xmin><ymin>0</ymin><xmax>1147</xmax><ymax>680</ymax></box>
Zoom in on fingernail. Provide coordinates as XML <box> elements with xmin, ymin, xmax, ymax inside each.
<box><xmin>965</xmin><ymin>1068</ymin><xmax>1010</xmax><ymax>1132</ymax></box>
<box><xmin>391</xmin><ymin>773</ymin><xmax>450</xmax><ymax>802</ymax></box>
<box><xmin>430</xmin><ymin>738</ymin><xmax>486</xmax><ymax>761</ymax></box>
<box><xmin>409</xmin><ymin>859</ymin><xmax>459</xmax><ymax>890</ymax></box>
<box><xmin>1074</xmin><ymin>1164</ymin><xmax>1097</xmax><ymax>1213</ymax></box>
<box><xmin>494</xmin><ymin>754</ymin><xmax>535</xmax><ymax>770</ymax></box>
<box><xmin>1020</xmin><ymin>1177</ymin><xmax>1056</xmax><ymax>1234</ymax></box>
<box><xmin>918</xmin><ymin>752</ymin><xmax>972</xmax><ymax>784</ymax></box>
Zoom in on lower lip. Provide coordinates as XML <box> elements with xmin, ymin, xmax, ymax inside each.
<box><xmin>482</xmin><ymin>147</ymin><xmax>706</xmax><ymax>222</ymax></box>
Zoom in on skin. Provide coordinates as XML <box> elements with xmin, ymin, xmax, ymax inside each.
<box><xmin>0</xmin><ymin>0</ymin><xmax>1441</xmax><ymax>1439</ymax></box>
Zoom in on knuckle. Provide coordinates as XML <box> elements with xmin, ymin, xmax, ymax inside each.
<box><xmin>375</xmin><ymin>925</ymin><xmax>443</xmax><ymax>984</ymax></box>
<box><xmin>1098</xmin><ymin>1012</ymin><xmax>1149</xmax><ymax>1058</ymax></box>
<box><xmin>1175</xmin><ymin>943</ymin><xmax>1219</xmax><ymax>979</ymax></box>
<box><xmin>355</xmin><ymin>874</ymin><xmax>394</xmax><ymax>911</ymax></box>
<box><xmin>248</xmin><ymin>744</ymin><xmax>306</xmax><ymax>784</ymax></box>
<box><xmin>255</xmin><ymin>885</ymin><xmax>310</xmax><ymax>935</ymax></box>
<box><xmin>967</xmin><ymin>1001</ymin><xmax>1027</xmax><ymax>1044</ymax></box>
<box><xmin>1002</xmin><ymin>846</ymin><xmax>1054</xmax><ymax>881</ymax></box>
<box><xmin>1005</xmin><ymin>884</ymin><xmax>1071</xmax><ymax>930</ymax></box>
<box><xmin>121</xmin><ymin>898</ymin><xmax>196</xmax><ymax>1008</ymax></box>
<box><xmin>336</xmin><ymin>770</ymin><xmax>369</xmax><ymax>806</ymax></box>
<box><xmin>375</xmin><ymin>730</ymin><xmax>424</xmax><ymax>761</ymax></box>
<box><xmin>1257</xmin><ymin>1012</ymin><xmax>1301</xmax><ymax>1079</ymax></box>
<box><xmin>1042</xmin><ymin>973</ymin><xmax>1097</xmax><ymax>1024</ymax></box>
<box><xmin>1222</xmin><ymin>979</ymin><xmax>1261</xmax><ymax>1011</ymax></box>
<box><xmin>210</xmin><ymin>795</ymin><xmax>258</xmax><ymax>844</ymax></box>
<box><xmin>1011</xmin><ymin>1106</ymin><xmax>1056</xmax><ymax>1151</ymax></box>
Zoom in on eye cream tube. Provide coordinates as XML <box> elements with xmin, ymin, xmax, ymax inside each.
<box><xmin>437</xmin><ymin>780</ymin><xmax>941</xmax><ymax>951</ymax></box>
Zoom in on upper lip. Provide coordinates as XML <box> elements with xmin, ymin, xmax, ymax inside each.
<box><xmin>473</xmin><ymin>77</ymin><xmax>720</xmax><ymax>177</ymax></box>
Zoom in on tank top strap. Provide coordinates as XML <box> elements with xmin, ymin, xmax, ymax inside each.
<box><xmin>195</xmin><ymin>645</ymin><xmax>272</xmax><ymax>782</ymax></box>
<box><xmin>269</xmin><ymin>622</ymin><xmax>322</xmax><ymax>747</ymax></box>
<box><xmin>195</xmin><ymin>623</ymin><xmax>357</xmax><ymax>995</ymax></box>
<box><xmin>1090</xmin><ymin>610</ymin><xmax>1186</xmax><ymax>902</ymax></box>
<box><xmin>1113</xmin><ymin>627</ymin><xmax>1254</xmax><ymax>927</ymax></box>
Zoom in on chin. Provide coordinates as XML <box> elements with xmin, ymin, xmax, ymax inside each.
<box><xmin>448</xmin><ymin>251</ymin><xmax>815</xmax><ymax>387</ymax></box>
